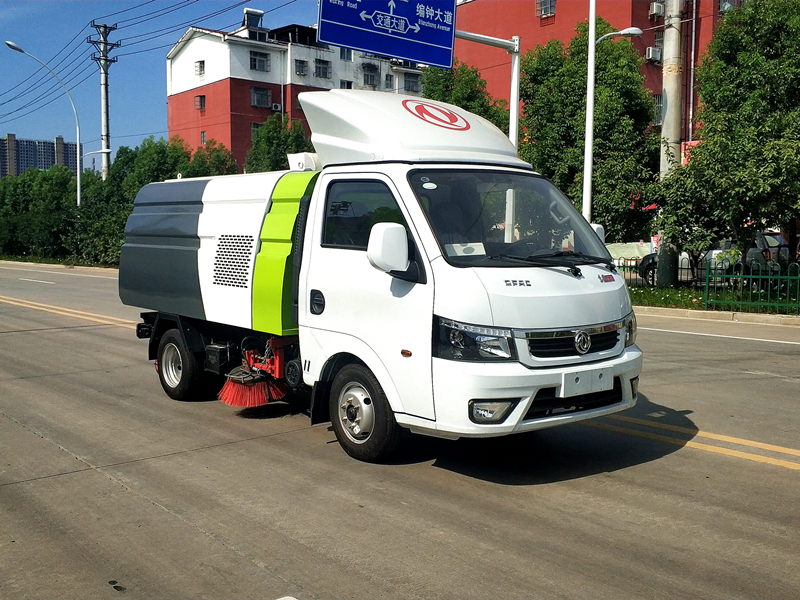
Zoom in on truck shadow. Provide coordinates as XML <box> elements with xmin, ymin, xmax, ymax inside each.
<box><xmin>394</xmin><ymin>394</ymin><xmax>699</xmax><ymax>485</ymax></box>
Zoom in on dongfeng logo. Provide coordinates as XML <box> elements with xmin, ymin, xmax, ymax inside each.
<box><xmin>574</xmin><ymin>330</ymin><xmax>592</xmax><ymax>355</ymax></box>
<box><xmin>402</xmin><ymin>99</ymin><xmax>471</xmax><ymax>131</ymax></box>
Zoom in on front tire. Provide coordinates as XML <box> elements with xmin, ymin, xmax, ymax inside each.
<box><xmin>157</xmin><ymin>329</ymin><xmax>204</xmax><ymax>401</ymax></box>
<box><xmin>330</xmin><ymin>364</ymin><xmax>401</xmax><ymax>462</ymax></box>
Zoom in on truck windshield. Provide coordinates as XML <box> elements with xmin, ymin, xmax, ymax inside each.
<box><xmin>408</xmin><ymin>169</ymin><xmax>611</xmax><ymax>268</ymax></box>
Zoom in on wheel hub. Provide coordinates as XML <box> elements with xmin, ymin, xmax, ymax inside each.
<box><xmin>161</xmin><ymin>342</ymin><xmax>183</xmax><ymax>388</ymax></box>
<box><xmin>337</xmin><ymin>383</ymin><xmax>376</xmax><ymax>444</ymax></box>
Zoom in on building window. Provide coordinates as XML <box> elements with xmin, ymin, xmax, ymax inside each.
<box><xmin>200</xmin><ymin>131</ymin><xmax>206</xmax><ymax>145</ymax></box>
<box><xmin>654</xmin><ymin>31</ymin><xmax>664</xmax><ymax>49</ymax></box>
<box><xmin>340</xmin><ymin>47</ymin><xmax>352</xmax><ymax>61</ymax></box>
<box><xmin>195</xmin><ymin>60</ymin><xmax>205</xmax><ymax>76</ymax></box>
<box><xmin>251</xmin><ymin>122</ymin><xmax>263</xmax><ymax>140</ymax></box>
<box><xmin>385</xmin><ymin>74</ymin><xmax>394</xmax><ymax>90</ymax></box>
<box><xmin>251</xmin><ymin>86</ymin><xmax>272</xmax><ymax>108</ymax></box>
<box><xmin>194</xmin><ymin>95</ymin><xmax>206</xmax><ymax>110</ymax></box>
<box><xmin>653</xmin><ymin>94</ymin><xmax>663</xmax><ymax>126</ymax></box>
<box><xmin>535</xmin><ymin>0</ymin><xmax>556</xmax><ymax>17</ymax></box>
<box><xmin>404</xmin><ymin>73</ymin><xmax>420</xmax><ymax>93</ymax></box>
<box><xmin>295</xmin><ymin>59</ymin><xmax>308</xmax><ymax>76</ymax></box>
<box><xmin>363</xmin><ymin>64</ymin><xmax>379</xmax><ymax>87</ymax></box>
<box><xmin>250</xmin><ymin>51</ymin><xmax>271</xmax><ymax>72</ymax></box>
<box><xmin>340</xmin><ymin>80</ymin><xmax>353</xmax><ymax>89</ymax></box>
<box><xmin>315</xmin><ymin>59</ymin><xmax>332</xmax><ymax>79</ymax></box>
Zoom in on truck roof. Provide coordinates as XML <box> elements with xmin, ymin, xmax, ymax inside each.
<box><xmin>298</xmin><ymin>90</ymin><xmax>530</xmax><ymax>170</ymax></box>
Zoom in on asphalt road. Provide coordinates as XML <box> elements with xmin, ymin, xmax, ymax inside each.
<box><xmin>1</xmin><ymin>260</ymin><xmax>799</xmax><ymax>599</ymax></box>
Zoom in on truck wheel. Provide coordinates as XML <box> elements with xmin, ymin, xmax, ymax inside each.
<box><xmin>330</xmin><ymin>364</ymin><xmax>401</xmax><ymax>462</ymax></box>
<box><xmin>157</xmin><ymin>329</ymin><xmax>203</xmax><ymax>401</ymax></box>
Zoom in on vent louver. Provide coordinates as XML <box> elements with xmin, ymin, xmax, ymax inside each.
<box><xmin>213</xmin><ymin>234</ymin><xmax>254</xmax><ymax>288</ymax></box>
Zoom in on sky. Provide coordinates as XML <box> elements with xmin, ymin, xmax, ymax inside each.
<box><xmin>0</xmin><ymin>0</ymin><xmax>320</xmax><ymax>167</ymax></box>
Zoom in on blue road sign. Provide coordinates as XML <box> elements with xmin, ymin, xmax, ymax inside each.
<box><xmin>317</xmin><ymin>0</ymin><xmax>457</xmax><ymax>69</ymax></box>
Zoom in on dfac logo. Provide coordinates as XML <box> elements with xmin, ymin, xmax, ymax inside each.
<box><xmin>574</xmin><ymin>330</ymin><xmax>592</xmax><ymax>355</ymax></box>
<box><xmin>402</xmin><ymin>99</ymin><xmax>471</xmax><ymax>131</ymax></box>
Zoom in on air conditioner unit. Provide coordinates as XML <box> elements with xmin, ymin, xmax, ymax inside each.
<box><xmin>645</xmin><ymin>47</ymin><xmax>662</xmax><ymax>62</ymax></box>
<box><xmin>649</xmin><ymin>2</ymin><xmax>664</xmax><ymax>17</ymax></box>
<box><xmin>272</xmin><ymin>103</ymin><xmax>282</xmax><ymax>112</ymax></box>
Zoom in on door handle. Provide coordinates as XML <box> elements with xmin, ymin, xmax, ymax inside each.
<box><xmin>310</xmin><ymin>289</ymin><xmax>325</xmax><ymax>315</ymax></box>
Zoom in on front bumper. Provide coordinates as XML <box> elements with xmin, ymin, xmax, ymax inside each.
<box><xmin>424</xmin><ymin>346</ymin><xmax>643</xmax><ymax>438</ymax></box>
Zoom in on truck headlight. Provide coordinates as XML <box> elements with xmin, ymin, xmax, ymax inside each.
<box><xmin>433</xmin><ymin>317</ymin><xmax>517</xmax><ymax>361</ymax></box>
<box><xmin>624</xmin><ymin>311</ymin><xmax>637</xmax><ymax>347</ymax></box>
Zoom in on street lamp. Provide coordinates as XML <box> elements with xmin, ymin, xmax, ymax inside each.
<box><xmin>83</xmin><ymin>149</ymin><xmax>112</xmax><ymax>178</ymax></box>
<box><xmin>580</xmin><ymin>17</ymin><xmax>643</xmax><ymax>226</ymax></box>
<box><xmin>5</xmin><ymin>40</ymin><xmax>83</xmax><ymax>206</ymax></box>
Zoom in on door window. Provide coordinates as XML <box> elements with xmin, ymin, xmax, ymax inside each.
<box><xmin>322</xmin><ymin>181</ymin><xmax>407</xmax><ymax>250</ymax></box>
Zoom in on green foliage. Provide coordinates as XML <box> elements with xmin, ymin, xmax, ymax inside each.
<box><xmin>519</xmin><ymin>18</ymin><xmax>660</xmax><ymax>242</ymax></box>
<box><xmin>421</xmin><ymin>60</ymin><xmax>509</xmax><ymax>133</ymax></box>
<box><xmin>245</xmin><ymin>114</ymin><xmax>313</xmax><ymax>173</ymax></box>
<box><xmin>674</xmin><ymin>0</ymin><xmax>800</xmax><ymax>253</ymax></box>
<box><xmin>0</xmin><ymin>135</ymin><xmax>238</xmax><ymax>265</ymax></box>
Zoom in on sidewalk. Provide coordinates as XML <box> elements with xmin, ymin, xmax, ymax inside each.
<box><xmin>634</xmin><ymin>304</ymin><xmax>800</xmax><ymax>327</ymax></box>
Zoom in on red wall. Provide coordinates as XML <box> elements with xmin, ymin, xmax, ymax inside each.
<box><xmin>454</xmin><ymin>0</ymin><xmax>720</xmax><ymax>142</ymax></box>
<box><xmin>168</xmin><ymin>78</ymin><xmax>285</xmax><ymax>172</ymax></box>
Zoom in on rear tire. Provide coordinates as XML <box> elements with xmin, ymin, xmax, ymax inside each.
<box><xmin>157</xmin><ymin>329</ymin><xmax>204</xmax><ymax>401</ymax></box>
<box><xmin>329</xmin><ymin>364</ymin><xmax>401</xmax><ymax>463</ymax></box>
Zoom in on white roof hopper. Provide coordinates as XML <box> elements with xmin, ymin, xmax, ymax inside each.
<box><xmin>298</xmin><ymin>90</ymin><xmax>530</xmax><ymax>169</ymax></box>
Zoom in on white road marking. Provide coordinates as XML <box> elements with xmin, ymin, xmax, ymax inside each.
<box><xmin>0</xmin><ymin>265</ymin><xmax>117</xmax><ymax>280</ymax></box>
<box><xmin>639</xmin><ymin>327</ymin><xmax>800</xmax><ymax>345</ymax></box>
<box><xmin>19</xmin><ymin>278</ymin><xmax>56</xmax><ymax>285</ymax></box>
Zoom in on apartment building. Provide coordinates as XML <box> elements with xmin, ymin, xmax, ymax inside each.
<box><xmin>0</xmin><ymin>134</ymin><xmax>81</xmax><ymax>178</ymax></box>
<box><xmin>166</xmin><ymin>9</ymin><xmax>424</xmax><ymax>171</ymax></box>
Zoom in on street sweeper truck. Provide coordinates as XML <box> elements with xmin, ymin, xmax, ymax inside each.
<box><xmin>119</xmin><ymin>90</ymin><xmax>642</xmax><ymax>462</ymax></box>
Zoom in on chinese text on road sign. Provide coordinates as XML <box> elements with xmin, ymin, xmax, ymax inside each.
<box><xmin>318</xmin><ymin>0</ymin><xmax>457</xmax><ymax>69</ymax></box>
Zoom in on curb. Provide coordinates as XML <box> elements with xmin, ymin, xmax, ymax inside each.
<box><xmin>633</xmin><ymin>305</ymin><xmax>800</xmax><ymax>327</ymax></box>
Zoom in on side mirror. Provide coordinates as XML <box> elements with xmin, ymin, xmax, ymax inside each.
<box><xmin>367</xmin><ymin>223</ymin><xmax>409</xmax><ymax>273</ymax></box>
<box><xmin>591</xmin><ymin>223</ymin><xmax>605</xmax><ymax>244</ymax></box>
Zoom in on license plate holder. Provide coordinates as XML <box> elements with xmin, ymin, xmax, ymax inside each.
<box><xmin>560</xmin><ymin>366</ymin><xmax>613</xmax><ymax>398</ymax></box>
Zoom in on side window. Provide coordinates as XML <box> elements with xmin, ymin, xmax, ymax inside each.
<box><xmin>323</xmin><ymin>181</ymin><xmax>407</xmax><ymax>250</ymax></box>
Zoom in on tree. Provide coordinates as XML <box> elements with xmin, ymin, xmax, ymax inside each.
<box><xmin>421</xmin><ymin>59</ymin><xmax>509</xmax><ymax>133</ymax></box>
<box><xmin>245</xmin><ymin>115</ymin><xmax>313</xmax><ymax>173</ymax></box>
<box><xmin>519</xmin><ymin>18</ymin><xmax>660</xmax><ymax>242</ymax></box>
<box><xmin>679</xmin><ymin>0</ymin><xmax>800</xmax><ymax>256</ymax></box>
<box><xmin>183</xmin><ymin>139</ymin><xmax>238</xmax><ymax>178</ymax></box>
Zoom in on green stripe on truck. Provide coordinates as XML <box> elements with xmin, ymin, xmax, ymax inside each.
<box><xmin>251</xmin><ymin>171</ymin><xmax>319</xmax><ymax>335</ymax></box>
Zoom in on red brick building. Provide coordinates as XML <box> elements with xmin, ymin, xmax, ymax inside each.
<box><xmin>454</xmin><ymin>0</ymin><xmax>733</xmax><ymax>142</ymax></box>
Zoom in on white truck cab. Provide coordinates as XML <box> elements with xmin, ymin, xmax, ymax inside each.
<box><xmin>120</xmin><ymin>90</ymin><xmax>642</xmax><ymax>462</ymax></box>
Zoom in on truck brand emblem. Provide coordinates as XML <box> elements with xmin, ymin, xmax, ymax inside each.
<box><xmin>402</xmin><ymin>99</ymin><xmax>471</xmax><ymax>131</ymax></box>
<box><xmin>598</xmin><ymin>274</ymin><xmax>615</xmax><ymax>283</ymax></box>
<box><xmin>574</xmin><ymin>330</ymin><xmax>592</xmax><ymax>355</ymax></box>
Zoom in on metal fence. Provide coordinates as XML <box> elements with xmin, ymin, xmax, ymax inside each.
<box><xmin>616</xmin><ymin>255</ymin><xmax>700</xmax><ymax>288</ymax></box>
<box><xmin>704</xmin><ymin>261</ymin><xmax>800</xmax><ymax>315</ymax></box>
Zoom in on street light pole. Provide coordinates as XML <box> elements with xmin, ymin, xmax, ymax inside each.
<box><xmin>580</xmin><ymin>16</ymin><xmax>642</xmax><ymax>224</ymax></box>
<box><xmin>5</xmin><ymin>40</ymin><xmax>82</xmax><ymax>206</ymax></box>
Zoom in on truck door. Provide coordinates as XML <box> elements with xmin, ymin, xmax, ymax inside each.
<box><xmin>303</xmin><ymin>173</ymin><xmax>435</xmax><ymax>421</ymax></box>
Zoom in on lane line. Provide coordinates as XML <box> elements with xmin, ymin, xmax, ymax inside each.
<box><xmin>0</xmin><ymin>295</ymin><xmax>136</xmax><ymax>329</ymax></box>
<box><xmin>19</xmin><ymin>278</ymin><xmax>56</xmax><ymax>285</ymax></box>
<box><xmin>639</xmin><ymin>327</ymin><xmax>800</xmax><ymax>345</ymax></box>
<box><xmin>608</xmin><ymin>415</ymin><xmax>800</xmax><ymax>457</ymax></box>
<box><xmin>0</xmin><ymin>265</ymin><xmax>117</xmax><ymax>280</ymax></box>
<box><xmin>585</xmin><ymin>421</ymin><xmax>800</xmax><ymax>471</ymax></box>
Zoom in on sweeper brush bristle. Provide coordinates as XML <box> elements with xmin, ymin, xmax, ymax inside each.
<box><xmin>217</xmin><ymin>377</ymin><xmax>289</xmax><ymax>408</ymax></box>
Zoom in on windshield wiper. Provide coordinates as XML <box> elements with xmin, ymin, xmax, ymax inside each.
<box><xmin>527</xmin><ymin>250</ymin><xmax>617</xmax><ymax>272</ymax></box>
<box><xmin>493</xmin><ymin>253</ymin><xmax>583</xmax><ymax>277</ymax></box>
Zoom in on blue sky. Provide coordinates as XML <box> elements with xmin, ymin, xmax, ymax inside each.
<box><xmin>0</xmin><ymin>1</ymin><xmax>319</xmax><ymax>166</ymax></box>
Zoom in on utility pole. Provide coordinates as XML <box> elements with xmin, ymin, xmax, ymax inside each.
<box><xmin>88</xmin><ymin>22</ymin><xmax>119</xmax><ymax>181</ymax></box>
<box><xmin>659</xmin><ymin>0</ymin><xmax>684</xmax><ymax>176</ymax></box>
<box><xmin>655</xmin><ymin>0</ymin><xmax>685</xmax><ymax>288</ymax></box>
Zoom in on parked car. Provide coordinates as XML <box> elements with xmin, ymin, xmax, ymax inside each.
<box><xmin>638</xmin><ymin>231</ymin><xmax>789</xmax><ymax>286</ymax></box>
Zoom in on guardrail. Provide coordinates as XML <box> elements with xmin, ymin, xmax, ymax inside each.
<box><xmin>704</xmin><ymin>261</ymin><xmax>800</xmax><ymax>315</ymax></box>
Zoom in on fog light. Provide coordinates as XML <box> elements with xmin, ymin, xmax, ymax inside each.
<box><xmin>468</xmin><ymin>399</ymin><xmax>517</xmax><ymax>424</ymax></box>
<box><xmin>631</xmin><ymin>376</ymin><xmax>639</xmax><ymax>397</ymax></box>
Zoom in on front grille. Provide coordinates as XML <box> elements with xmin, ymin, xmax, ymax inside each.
<box><xmin>523</xmin><ymin>377</ymin><xmax>623</xmax><ymax>420</ymax></box>
<box><xmin>527</xmin><ymin>329</ymin><xmax>619</xmax><ymax>358</ymax></box>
